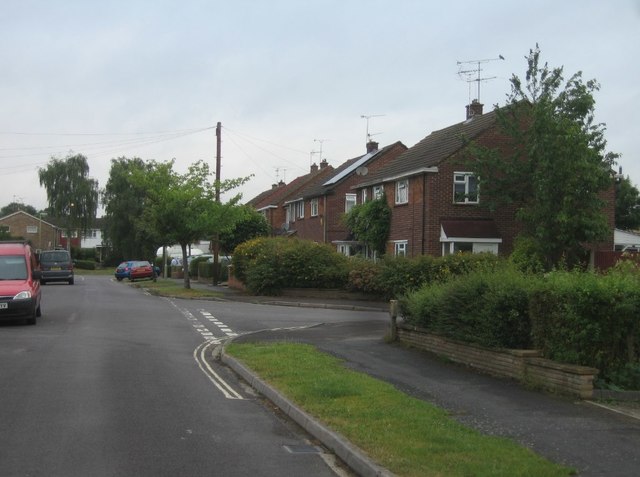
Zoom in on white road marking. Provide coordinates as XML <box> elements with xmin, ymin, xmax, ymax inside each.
<box><xmin>194</xmin><ymin>341</ymin><xmax>243</xmax><ymax>400</ymax></box>
<box><xmin>165</xmin><ymin>298</ymin><xmax>243</xmax><ymax>399</ymax></box>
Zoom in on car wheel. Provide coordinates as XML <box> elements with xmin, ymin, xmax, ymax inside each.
<box><xmin>41</xmin><ymin>280</ymin><xmax>46</xmax><ymax>285</ymax></box>
<box><xmin>116</xmin><ymin>277</ymin><xmax>123</xmax><ymax>281</ymax></box>
<box><xmin>69</xmin><ymin>278</ymin><xmax>74</xmax><ymax>285</ymax></box>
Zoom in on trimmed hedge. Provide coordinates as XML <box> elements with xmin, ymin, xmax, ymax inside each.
<box><xmin>233</xmin><ymin>237</ymin><xmax>349</xmax><ymax>295</ymax></box>
<box><xmin>401</xmin><ymin>266</ymin><xmax>535</xmax><ymax>349</ymax></box>
<box><xmin>529</xmin><ymin>268</ymin><xmax>640</xmax><ymax>390</ymax></box>
<box><xmin>400</xmin><ymin>263</ymin><xmax>640</xmax><ymax>390</ymax></box>
<box><xmin>73</xmin><ymin>259</ymin><xmax>96</xmax><ymax>270</ymax></box>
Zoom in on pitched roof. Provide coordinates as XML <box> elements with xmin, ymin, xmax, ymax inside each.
<box><xmin>302</xmin><ymin>141</ymin><xmax>406</xmax><ymax>199</ymax></box>
<box><xmin>251</xmin><ymin>165</ymin><xmax>335</xmax><ymax>210</ymax></box>
<box><xmin>354</xmin><ymin>111</ymin><xmax>497</xmax><ymax>188</ymax></box>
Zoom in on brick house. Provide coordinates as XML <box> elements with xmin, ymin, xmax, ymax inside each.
<box><xmin>286</xmin><ymin>141</ymin><xmax>407</xmax><ymax>255</ymax></box>
<box><xmin>248</xmin><ymin>160</ymin><xmax>334</xmax><ymax>234</ymax></box>
<box><xmin>351</xmin><ymin>103</ymin><xmax>615</xmax><ymax>258</ymax></box>
<box><xmin>0</xmin><ymin>210</ymin><xmax>61</xmax><ymax>251</ymax></box>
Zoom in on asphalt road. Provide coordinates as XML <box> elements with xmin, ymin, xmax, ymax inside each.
<box><xmin>0</xmin><ymin>275</ymin><xmax>348</xmax><ymax>477</ymax></box>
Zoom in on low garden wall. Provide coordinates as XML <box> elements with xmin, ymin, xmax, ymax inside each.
<box><xmin>394</xmin><ymin>321</ymin><xmax>598</xmax><ymax>399</ymax></box>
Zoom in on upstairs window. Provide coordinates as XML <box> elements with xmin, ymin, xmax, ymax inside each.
<box><xmin>310</xmin><ymin>198</ymin><xmax>319</xmax><ymax>217</ymax></box>
<box><xmin>345</xmin><ymin>193</ymin><xmax>357</xmax><ymax>213</ymax></box>
<box><xmin>453</xmin><ymin>172</ymin><xmax>479</xmax><ymax>204</ymax></box>
<box><xmin>373</xmin><ymin>185</ymin><xmax>384</xmax><ymax>200</ymax></box>
<box><xmin>361</xmin><ymin>189</ymin><xmax>368</xmax><ymax>203</ymax></box>
<box><xmin>296</xmin><ymin>201</ymin><xmax>304</xmax><ymax>219</ymax></box>
<box><xmin>395</xmin><ymin>179</ymin><xmax>408</xmax><ymax>204</ymax></box>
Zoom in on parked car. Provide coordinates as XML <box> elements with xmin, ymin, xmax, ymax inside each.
<box><xmin>0</xmin><ymin>241</ymin><xmax>42</xmax><ymax>325</ymax></box>
<box><xmin>39</xmin><ymin>249</ymin><xmax>74</xmax><ymax>285</ymax></box>
<box><xmin>129</xmin><ymin>261</ymin><xmax>156</xmax><ymax>282</ymax></box>
<box><xmin>115</xmin><ymin>261</ymin><xmax>134</xmax><ymax>281</ymax></box>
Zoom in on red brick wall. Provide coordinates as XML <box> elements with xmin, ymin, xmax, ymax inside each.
<box><xmin>0</xmin><ymin>213</ymin><xmax>59</xmax><ymax>251</ymax></box>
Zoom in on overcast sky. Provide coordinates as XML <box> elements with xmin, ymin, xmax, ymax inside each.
<box><xmin>1</xmin><ymin>0</ymin><xmax>639</xmax><ymax>214</ymax></box>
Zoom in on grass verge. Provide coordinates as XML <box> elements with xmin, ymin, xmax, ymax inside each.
<box><xmin>226</xmin><ymin>342</ymin><xmax>574</xmax><ymax>477</ymax></box>
<box><xmin>131</xmin><ymin>278</ymin><xmax>223</xmax><ymax>299</ymax></box>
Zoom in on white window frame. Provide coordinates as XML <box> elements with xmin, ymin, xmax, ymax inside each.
<box><xmin>26</xmin><ymin>225</ymin><xmax>38</xmax><ymax>234</ymax></box>
<box><xmin>345</xmin><ymin>193</ymin><xmax>357</xmax><ymax>213</ymax></box>
<box><xmin>285</xmin><ymin>204</ymin><xmax>292</xmax><ymax>224</ymax></box>
<box><xmin>296</xmin><ymin>200</ymin><xmax>304</xmax><ymax>219</ymax></box>
<box><xmin>453</xmin><ymin>172</ymin><xmax>479</xmax><ymax>204</ymax></box>
<box><xmin>310</xmin><ymin>198</ymin><xmax>319</xmax><ymax>217</ymax></box>
<box><xmin>395</xmin><ymin>179</ymin><xmax>408</xmax><ymax>204</ymax></box>
<box><xmin>361</xmin><ymin>189</ymin><xmax>368</xmax><ymax>203</ymax></box>
<box><xmin>394</xmin><ymin>240</ymin><xmax>408</xmax><ymax>257</ymax></box>
<box><xmin>373</xmin><ymin>185</ymin><xmax>384</xmax><ymax>200</ymax></box>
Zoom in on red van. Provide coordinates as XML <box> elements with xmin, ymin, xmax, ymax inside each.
<box><xmin>0</xmin><ymin>241</ymin><xmax>42</xmax><ymax>325</ymax></box>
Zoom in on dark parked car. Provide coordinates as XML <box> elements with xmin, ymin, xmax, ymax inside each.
<box><xmin>39</xmin><ymin>249</ymin><xmax>74</xmax><ymax>285</ymax></box>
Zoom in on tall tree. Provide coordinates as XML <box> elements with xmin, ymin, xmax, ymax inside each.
<box><xmin>139</xmin><ymin>160</ymin><xmax>250</xmax><ymax>289</ymax></box>
<box><xmin>102</xmin><ymin>157</ymin><xmax>159</xmax><ymax>262</ymax></box>
<box><xmin>470</xmin><ymin>45</ymin><xmax>618</xmax><ymax>270</ymax></box>
<box><xmin>38</xmin><ymin>153</ymin><xmax>99</xmax><ymax>243</ymax></box>
<box><xmin>615</xmin><ymin>175</ymin><xmax>640</xmax><ymax>231</ymax></box>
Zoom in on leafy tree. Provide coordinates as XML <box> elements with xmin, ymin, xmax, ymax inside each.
<box><xmin>219</xmin><ymin>206</ymin><xmax>270</xmax><ymax>255</ymax></box>
<box><xmin>38</xmin><ymin>153</ymin><xmax>99</xmax><ymax>243</ymax></box>
<box><xmin>469</xmin><ymin>45</ymin><xmax>618</xmax><ymax>270</ymax></box>
<box><xmin>139</xmin><ymin>160</ymin><xmax>250</xmax><ymax>289</ymax></box>
<box><xmin>0</xmin><ymin>202</ymin><xmax>38</xmax><ymax>217</ymax></box>
<box><xmin>615</xmin><ymin>175</ymin><xmax>640</xmax><ymax>231</ymax></box>
<box><xmin>102</xmin><ymin>157</ymin><xmax>158</xmax><ymax>262</ymax></box>
<box><xmin>344</xmin><ymin>194</ymin><xmax>391</xmax><ymax>257</ymax></box>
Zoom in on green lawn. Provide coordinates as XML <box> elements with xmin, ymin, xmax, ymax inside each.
<box><xmin>226</xmin><ymin>342</ymin><xmax>574</xmax><ymax>477</ymax></box>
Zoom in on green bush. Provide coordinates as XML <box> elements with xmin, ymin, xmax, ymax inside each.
<box><xmin>529</xmin><ymin>269</ymin><xmax>640</xmax><ymax>389</ymax></box>
<box><xmin>401</xmin><ymin>266</ymin><xmax>535</xmax><ymax>349</ymax></box>
<box><xmin>345</xmin><ymin>258</ymin><xmax>384</xmax><ymax>294</ymax></box>
<box><xmin>73</xmin><ymin>259</ymin><xmax>96</xmax><ymax>270</ymax></box>
<box><xmin>232</xmin><ymin>237</ymin><xmax>349</xmax><ymax>295</ymax></box>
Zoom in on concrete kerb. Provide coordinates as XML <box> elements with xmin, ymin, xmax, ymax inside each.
<box><xmin>219</xmin><ymin>339</ymin><xmax>394</xmax><ymax>477</ymax></box>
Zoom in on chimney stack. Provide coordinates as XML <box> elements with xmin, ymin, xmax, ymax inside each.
<box><xmin>310</xmin><ymin>163</ymin><xmax>319</xmax><ymax>173</ymax></box>
<box><xmin>466</xmin><ymin>99</ymin><xmax>484</xmax><ymax>120</ymax></box>
<box><xmin>319</xmin><ymin>159</ymin><xmax>328</xmax><ymax>169</ymax></box>
<box><xmin>366</xmin><ymin>140</ymin><xmax>379</xmax><ymax>154</ymax></box>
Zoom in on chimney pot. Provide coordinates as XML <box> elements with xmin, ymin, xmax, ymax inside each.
<box><xmin>320</xmin><ymin>159</ymin><xmax>328</xmax><ymax>169</ymax></box>
<box><xmin>366</xmin><ymin>141</ymin><xmax>379</xmax><ymax>153</ymax></box>
<box><xmin>310</xmin><ymin>162</ymin><xmax>319</xmax><ymax>173</ymax></box>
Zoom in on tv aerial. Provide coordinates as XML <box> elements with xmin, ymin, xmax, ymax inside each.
<box><xmin>457</xmin><ymin>55</ymin><xmax>505</xmax><ymax>104</ymax></box>
<box><xmin>360</xmin><ymin>114</ymin><xmax>385</xmax><ymax>145</ymax></box>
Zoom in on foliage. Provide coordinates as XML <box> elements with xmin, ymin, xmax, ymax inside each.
<box><xmin>131</xmin><ymin>160</ymin><xmax>250</xmax><ymax>289</ymax></box>
<box><xmin>219</xmin><ymin>206</ymin><xmax>270</xmax><ymax>255</ymax></box>
<box><xmin>102</xmin><ymin>157</ymin><xmax>158</xmax><ymax>262</ymax></box>
<box><xmin>615</xmin><ymin>175</ymin><xmax>640</xmax><ymax>230</ymax></box>
<box><xmin>401</xmin><ymin>266</ymin><xmax>535</xmax><ymax>349</ymax></box>
<box><xmin>345</xmin><ymin>258</ymin><xmax>383</xmax><ymax>294</ymax></box>
<box><xmin>0</xmin><ymin>226</ymin><xmax>12</xmax><ymax>240</ymax></box>
<box><xmin>73</xmin><ymin>259</ymin><xmax>96</xmax><ymax>270</ymax></box>
<box><xmin>343</xmin><ymin>194</ymin><xmax>391</xmax><ymax>256</ymax></box>
<box><xmin>232</xmin><ymin>237</ymin><xmax>349</xmax><ymax>295</ymax></box>
<box><xmin>529</xmin><ymin>269</ymin><xmax>640</xmax><ymax>389</ymax></box>
<box><xmin>469</xmin><ymin>45</ymin><xmax>617</xmax><ymax>270</ymax></box>
<box><xmin>0</xmin><ymin>202</ymin><xmax>38</xmax><ymax>217</ymax></box>
<box><xmin>38</xmin><ymin>153</ymin><xmax>99</xmax><ymax>238</ymax></box>
<box><xmin>346</xmin><ymin>252</ymin><xmax>503</xmax><ymax>300</ymax></box>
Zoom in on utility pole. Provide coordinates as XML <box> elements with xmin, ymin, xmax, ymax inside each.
<box><xmin>213</xmin><ymin>121</ymin><xmax>222</xmax><ymax>285</ymax></box>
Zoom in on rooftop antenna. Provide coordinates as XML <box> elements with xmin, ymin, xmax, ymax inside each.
<box><xmin>457</xmin><ymin>55</ymin><xmax>505</xmax><ymax>104</ymax></box>
<box><xmin>360</xmin><ymin>114</ymin><xmax>385</xmax><ymax>145</ymax></box>
<box><xmin>274</xmin><ymin>167</ymin><xmax>287</xmax><ymax>182</ymax></box>
<box><xmin>314</xmin><ymin>138</ymin><xmax>326</xmax><ymax>163</ymax></box>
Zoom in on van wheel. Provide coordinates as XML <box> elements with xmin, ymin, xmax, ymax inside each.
<box><xmin>40</xmin><ymin>280</ymin><xmax>46</xmax><ymax>285</ymax></box>
<box><xmin>69</xmin><ymin>278</ymin><xmax>74</xmax><ymax>285</ymax></box>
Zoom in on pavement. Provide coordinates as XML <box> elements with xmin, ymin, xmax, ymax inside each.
<box><xmin>185</xmin><ymin>279</ymin><xmax>640</xmax><ymax>477</ymax></box>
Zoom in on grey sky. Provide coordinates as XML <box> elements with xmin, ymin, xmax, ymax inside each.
<box><xmin>1</xmin><ymin>0</ymin><xmax>639</xmax><ymax>212</ymax></box>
